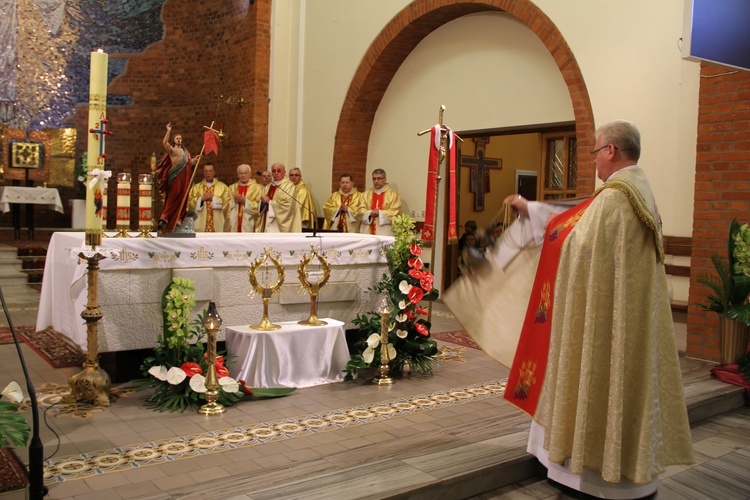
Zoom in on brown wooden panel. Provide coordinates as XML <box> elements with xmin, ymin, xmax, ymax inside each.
<box><xmin>665</xmin><ymin>263</ymin><xmax>691</xmax><ymax>278</ymax></box>
<box><xmin>663</xmin><ymin>235</ymin><xmax>693</xmax><ymax>257</ymax></box>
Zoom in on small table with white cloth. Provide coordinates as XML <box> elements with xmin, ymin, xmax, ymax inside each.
<box><xmin>226</xmin><ymin>319</ymin><xmax>349</xmax><ymax>388</ymax></box>
<box><xmin>0</xmin><ymin>186</ymin><xmax>64</xmax><ymax>239</ymax></box>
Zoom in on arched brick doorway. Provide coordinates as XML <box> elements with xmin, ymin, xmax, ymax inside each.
<box><xmin>331</xmin><ymin>0</ymin><xmax>595</xmax><ymax>194</ymax></box>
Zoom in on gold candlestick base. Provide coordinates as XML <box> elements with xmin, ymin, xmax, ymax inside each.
<box><xmin>113</xmin><ymin>227</ymin><xmax>131</xmax><ymax>238</ymax></box>
<box><xmin>198</xmin><ymin>365</ymin><xmax>225</xmax><ymax>415</ymax></box>
<box><xmin>65</xmin><ymin>250</ymin><xmax>111</xmax><ymax>406</ymax></box>
<box><xmin>136</xmin><ymin>228</ymin><xmax>155</xmax><ymax>238</ymax></box>
<box><xmin>65</xmin><ymin>360</ymin><xmax>112</xmax><ymax>406</ymax></box>
<box><xmin>373</xmin><ymin>363</ymin><xmax>393</xmax><ymax>386</ymax></box>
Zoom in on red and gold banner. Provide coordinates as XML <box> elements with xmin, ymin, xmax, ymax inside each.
<box><xmin>421</xmin><ymin>125</ymin><xmax>457</xmax><ymax>243</ymax></box>
<box><xmin>504</xmin><ymin>197</ymin><xmax>595</xmax><ymax>416</ymax></box>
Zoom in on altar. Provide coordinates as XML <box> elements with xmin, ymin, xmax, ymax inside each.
<box><xmin>37</xmin><ymin>232</ymin><xmax>392</xmax><ymax>353</ymax></box>
<box><xmin>0</xmin><ymin>186</ymin><xmax>64</xmax><ymax>239</ymax></box>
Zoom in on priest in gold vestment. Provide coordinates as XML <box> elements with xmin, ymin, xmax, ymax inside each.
<box><xmin>322</xmin><ymin>173</ymin><xmax>365</xmax><ymax>232</ymax></box>
<box><xmin>357</xmin><ymin>169</ymin><xmax>402</xmax><ymax>236</ymax></box>
<box><xmin>445</xmin><ymin>120</ymin><xmax>692</xmax><ymax>499</ymax></box>
<box><xmin>288</xmin><ymin>167</ymin><xmax>318</xmax><ymax>229</ymax></box>
<box><xmin>188</xmin><ymin>162</ymin><xmax>232</xmax><ymax>232</ymax></box>
<box><xmin>257</xmin><ymin>162</ymin><xmax>302</xmax><ymax>233</ymax></box>
<box><xmin>228</xmin><ymin>164</ymin><xmax>262</xmax><ymax>233</ymax></box>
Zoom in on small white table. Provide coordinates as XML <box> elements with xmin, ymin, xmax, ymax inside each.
<box><xmin>0</xmin><ymin>186</ymin><xmax>64</xmax><ymax>239</ymax></box>
<box><xmin>226</xmin><ymin>319</ymin><xmax>350</xmax><ymax>388</ymax></box>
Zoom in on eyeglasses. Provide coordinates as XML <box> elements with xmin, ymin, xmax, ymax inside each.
<box><xmin>372</xmin><ymin>176</ymin><xmax>385</xmax><ymax>181</ymax></box>
<box><xmin>590</xmin><ymin>144</ymin><xmax>618</xmax><ymax>158</ymax></box>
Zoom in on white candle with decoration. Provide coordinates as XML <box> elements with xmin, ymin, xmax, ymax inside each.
<box><xmin>138</xmin><ymin>174</ymin><xmax>153</xmax><ymax>229</ymax></box>
<box><xmin>116</xmin><ymin>173</ymin><xmax>131</xmax><ymax>231</ymax></box>
<box><xmin>102</xmin><ymin>179</ymin><xmax>108</xmax><ymax>229</ymax></box>
<box><xmin>86</xmin><ymin>49</ymin><xmax>109</xmax><ymax>246</ymax></box>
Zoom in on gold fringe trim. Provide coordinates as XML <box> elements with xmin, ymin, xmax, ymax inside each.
<box><xmin>594</xmin><ymin>179</ymin><xmax>665</xmax><ymax>263</ymax></box>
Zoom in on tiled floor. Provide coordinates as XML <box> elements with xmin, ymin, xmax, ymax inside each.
<box><xmin>1</xmin><ymin>272</ymin><xmax>748</xmax><ymax>499</ymax></box>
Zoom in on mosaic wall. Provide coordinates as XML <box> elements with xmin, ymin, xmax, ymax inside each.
<box><xmin>0</xmin><ymin>0</ymin><xmax>165</xmax><ymax>130</ymax></box>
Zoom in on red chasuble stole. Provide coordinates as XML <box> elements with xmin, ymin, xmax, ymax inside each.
<box><xmin>369</xmin><ymin>191</ymin><xmax>385</xmax><ymax>235</ymax></box>
<box><xmin>204</xmin><ymin>184</ymin><xmax>216</xmax><ymax>232</ymax></box>
<box><xmin>237</xmin><ymin>185</ymin><xmax>248</xmax><ymax>231</ymax></box>
<box><xmin>504</xmin><ymin>197</ymin><xmax>595</xmax><ymax>416</ymax></box>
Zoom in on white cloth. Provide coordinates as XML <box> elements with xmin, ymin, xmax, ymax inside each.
<box><xmin>528</xmin><ymin>421</ymin><xmax>658</xmax><ymax>499</ymax></box>
<box><xmin>36</xmin><ymin>232</ymin><xmax>393</xmax><ymax>351</ymax></box>
<box><xmin>0</xmin><ymin>186</ymin><xmax>63</xmax><ymax>213</ymax></box>
<box><xmin>226</xmin><ymin>320</ymin><xmax>349</xmax><ymax>388</ymax></box>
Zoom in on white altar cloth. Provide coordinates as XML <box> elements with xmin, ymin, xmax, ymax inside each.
<box><xmin>226</xmin><ymin>320</ymin><xmax>349</xmax><ymax>388</ymax></box>
<box><xmin>37</xmin><ymin>232</ymin><xmax>392</xmax><ymax>352</ymax></box>
<box><xmin>0</xmin><ymin>186</ymin><xmax>64</xmax><ymax>213</ymax></box>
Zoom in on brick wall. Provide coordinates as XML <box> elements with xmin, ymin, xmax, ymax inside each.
<box><xmin>687</xmin><ymin>63</ymin><xmax>750</xmax><ymax>361</ymax></box>
<box><xmin>73</xmin><ymin>0</ymin><xmax>271</xmax><ymax>227</ymax></box>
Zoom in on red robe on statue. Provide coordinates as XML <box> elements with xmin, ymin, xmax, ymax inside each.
<box><xmin>156</xmin><ymin>149</ymin><xmax>193</xmax><ymax>233</ymax></box>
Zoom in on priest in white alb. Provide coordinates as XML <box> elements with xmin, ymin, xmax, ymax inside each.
<box><xmin>228</xmin><ymin>163</ymin><xmax>262</xmax><ymax>232</ymax></box>
<box><xmin>323</xmin><ymin>173</ymin><xmax>365</xmax><ymax>233</ymax></box>
<box><xmin>188</xmin><ymin>162</ymin><xmax>232</xmax><ymax>232</ymax></box>
<box><xmin>257</xmin><ymin>162</ymin><xmax>302</xmax><ymax>233</ymax></box>
<box><xmin>358</xmin><ymin>168</ymin><xmax>401</xmax><ymax>236</ymax></box>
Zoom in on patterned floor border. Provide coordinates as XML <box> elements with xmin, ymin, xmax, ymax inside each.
<box><xmin>43</xmin><ymin>378</ymin><xmax>508</xmax><ymax>484</ymax></box>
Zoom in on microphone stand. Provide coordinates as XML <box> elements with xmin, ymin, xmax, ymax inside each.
<box><xmin>256</xmin><ymin>172</ymin><xmax>320</xmax><ymax>238</ymax></box>
<box><xmin>0</xmin><ymin>287</ymin><xmax>46</xmax><ymax>499</ymax></box>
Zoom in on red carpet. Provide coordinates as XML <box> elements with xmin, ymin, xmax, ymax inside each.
<box><xmin>0</xmin><ymin>325</ymin><xmax>35</xmax><ymax>345</ymax></box>
<box><xmin>0</xmin><ymin>447</ymin><xmax>28</xmax><ymax>494</ymax></box>
<box><xmin>430</xmin><ymin>330</ymin><xmax>481</xmax><ymax>350</ymax></box>
<box><xmin>0</xmin><ymin>326</ymin><xmax>84</xmax><ymax>369</ymax></box>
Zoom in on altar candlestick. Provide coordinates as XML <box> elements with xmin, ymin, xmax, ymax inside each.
<box><xmin>115</xmin><ymin>173</ymin><xmax>132</xmax><ymax>237</ymax></box>
<box><xmin>86</xmin><ymin>50</ymin><xmax>108</xmax><ymax>246</ymax></box>
<box><xmin>138</xmin><ymin>174</ymin><xmax>154</xmax><ymax>237</ymax></box>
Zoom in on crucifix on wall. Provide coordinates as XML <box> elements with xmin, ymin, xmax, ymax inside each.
<box><xmin>460</xmin><ymin>136</ymin><xmax>502</xmax><ymax>211</ymax></box>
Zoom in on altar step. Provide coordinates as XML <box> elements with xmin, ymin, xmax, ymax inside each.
<box><xmin>146</xmin><ymin>356</ymin><xmax>747</xmax><ymax>500</ymax></box>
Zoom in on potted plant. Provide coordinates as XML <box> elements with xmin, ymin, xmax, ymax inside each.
<box><xmin>697</xmin><ymin>219</ymin><xmax>750</xmax><ymax>364</ymax></box>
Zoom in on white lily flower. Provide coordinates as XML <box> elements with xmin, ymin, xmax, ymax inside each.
<box><xmin>399</xmin><ymin>280</ymin><xmax>411</xmax><ymax>294</ymax></box>
<box><xmin>396</xmin><ymin>313</ymin><xmax>408</xmax><ymax>323</ymax></box>
<box><xmin>219</xmin><ymin>377</ymin><xmax>240</xmax><ymax>393</ymax></box>
<box><xmin>386</xmin><ymin>343</ymin><xmax>397</xmax><ymax>361</ymax></box>
<box><xmin>166</xmin><ymin>367</ymin><xmax>187</xmax><ymax>385</ymax></box>
<box><xmin>1</xmin><ymin>381</ymin><xmax>23</xmax><ymax>404</ymax></box>
<box><xmin>363</xmin><ymin>333</ymin><xmax>382</xmax><ymax>364</ymax></box>
<box><xmin>189</xmin><ymin>374</ymin><xmax>207</xmax><ymax>393</ymax></box>
<box><xmin>396</xmin><ymin>329</ymin><xmax>408</xmax><ymax>339</ymax></box>
<box><xmin>398</xmin><ymin>300</ymin><xmax>407</xmax><ymax>310</ymax></box>
<box><xmin>148</xmin><ymin>365</ymin><xmax>168</xmax><ymax>381</ymax></box>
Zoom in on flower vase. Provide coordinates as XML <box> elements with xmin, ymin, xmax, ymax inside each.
<box><xmin>719</xmin><ymin>316</ymin><xmax>750</xmax><ymax>365</ymax></box>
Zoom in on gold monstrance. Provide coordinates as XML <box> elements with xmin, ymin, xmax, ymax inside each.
<box><xmin>297</xmin><ymin>246</ymin><xmax>331</xmax><ymax>326</ymax></box>
<box><xmin>247</xmin><ymin>249</ymin><xmax>285</xmax><ymax>331</ymax></box>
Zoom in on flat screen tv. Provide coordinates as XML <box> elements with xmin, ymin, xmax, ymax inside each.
<box><xmin>682</xmin><ymin>0</ymin><xmax>750</xmax><ymax>71</ymax></box>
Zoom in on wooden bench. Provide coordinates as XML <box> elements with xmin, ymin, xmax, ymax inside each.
<box><xmin>663</xmin><ymin>235</ymin><xmax>691</xmax><ymax>313</ymax></box>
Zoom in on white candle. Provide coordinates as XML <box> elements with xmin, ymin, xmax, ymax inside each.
<box><xmin>139</xmin><ymin>174</ymin><xmax>153</xmax><ymax>228</ymax></box>
<box><xmin>86</xmin><ymin>50</ymin><xmax>108</xmax><ymax>245</ymax></box>
<box><xmin>116</xmin><ymin>173</ymin><xmax>131</xmax><ymax>229</ymax></box>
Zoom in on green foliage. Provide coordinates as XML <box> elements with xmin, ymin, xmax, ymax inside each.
<box><xmin>0</xmin><ymin>400</ymin><xmax>29</xmax><ymax>448</ymax></box>
<box><xmin>698</xmin><ymin>219</ymin><xmax>750</xmax><ymax>325</ymax></box>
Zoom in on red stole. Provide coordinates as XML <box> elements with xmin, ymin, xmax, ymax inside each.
<box><xmin>204</xmin><ymin>184</ymin><xmax>216</xmax><ymax>232</ymax></box>
<box><xmin>339</xmin><ymin>193</ymin><xmax>352</xmax><ymax>232</ymax></box>
<box><xmin>504</xmin><ymin>197</ymin><xmax>595</xmax><ymax>416</ymax></box>
<box><xmin>369</xmin><ymin>191</ymin><xmax>385</xmax><ymax>235</ymax></box>
<box><xmin>236</xmin><ymin>184</ymin><xmax>248</xmax><ymax>231</ymax></box>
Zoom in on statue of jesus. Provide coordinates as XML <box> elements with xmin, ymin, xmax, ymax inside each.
<box><xmin>155</xmin><ymin>123</ymin><xmax>201</xmax><ymax>233</ymax></box>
